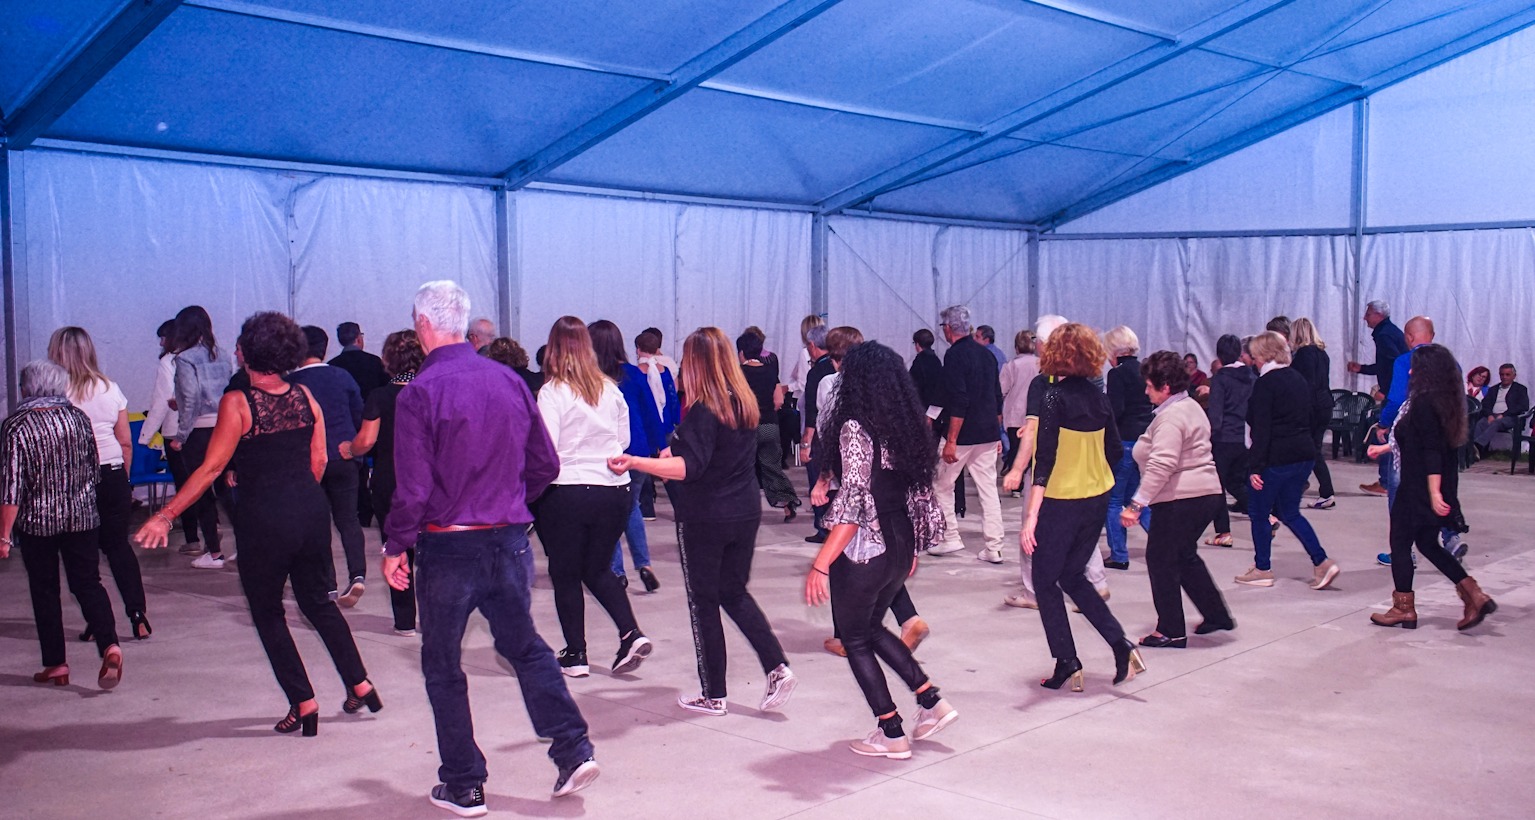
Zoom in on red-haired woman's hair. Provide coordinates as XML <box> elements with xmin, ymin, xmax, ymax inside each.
<box><xmin>1039</xmin><ymin>322</ymin><xmax>1107</xmax><ymax>378</ymax></box>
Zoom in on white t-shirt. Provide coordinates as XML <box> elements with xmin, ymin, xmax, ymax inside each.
<box><xmin>538</xmin><ymin>380</ymin><xmax>631</xmax><ymax>487</ymax></box>
<box><xmin>73</xmin><ymin>379</ymin><xmax>129</xmax><ymax>466</ymax></box>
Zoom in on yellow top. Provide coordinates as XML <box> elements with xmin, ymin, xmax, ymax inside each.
<box><xmin>1042</xmin><ymin>427</ymin><xmax>1115</xmax><ymax>500</ymax></box>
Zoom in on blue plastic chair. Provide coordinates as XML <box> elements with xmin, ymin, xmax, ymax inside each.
<box><xmin>128</xmin><ymin>417</ymin><xmax>176</xmax><ymax>509</ymax></box>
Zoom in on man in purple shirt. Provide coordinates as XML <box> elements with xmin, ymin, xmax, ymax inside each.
<box><xmin>384</xmin><ymin>280</ymin><xmax>598</xmax><ymax>816</ymax></box>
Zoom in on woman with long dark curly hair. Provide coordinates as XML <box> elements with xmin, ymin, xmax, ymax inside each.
<box><xmin>804</xmin><ymin>341</ymin><xmax>956</xmax><ymax>760</ymax></box>
<box><xmin>136</xmin><ymin>311</ymin><xmax>378</xmax><ymax>736</ymax></box>
<box><xmin>1367</xmin><ymin>344</ymin><xmax>1497</xmax><ymax>630</ymax></box>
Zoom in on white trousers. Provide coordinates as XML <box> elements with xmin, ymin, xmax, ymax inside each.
<box><xmin>933</xmin><ymin>442</ymin><xmax>1005</xmax><ymax>552</ymax></box>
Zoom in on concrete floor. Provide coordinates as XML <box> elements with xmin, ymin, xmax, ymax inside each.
<box><xmin>2</xmin><ymin>457</ymin><xmax>1531</xmax><ymax>819</ymax></box>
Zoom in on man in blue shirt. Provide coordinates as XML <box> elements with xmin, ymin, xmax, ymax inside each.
<box><xmin>289</xmin><ymin>326</ymin><xmax>367</xmax><ymax>604</ymax></box>
<box><xmin>1369</xmin><ymin>316</ymin><xmax>1464</xmax><ymax>566</ymax></box>
<box><xmin>1347</xmin><ymin>300</ymin><xmax>1408</xmax><ymax>496</ymax></box>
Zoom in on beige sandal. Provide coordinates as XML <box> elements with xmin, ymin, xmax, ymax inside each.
<box><xmin>1204</xmin><ymin>533</ymin><xmax>1234</xmax><ymax>547</ymax></box>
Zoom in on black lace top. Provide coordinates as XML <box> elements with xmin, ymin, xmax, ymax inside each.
<box><xmin>236</xmin><ymin>386</ymin><xmax>316</xmax><ymax>487</ymax></box>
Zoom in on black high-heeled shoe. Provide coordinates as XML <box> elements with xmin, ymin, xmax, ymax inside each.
<box><xmin>275</xmin><ymin>706</ymin><xmax>319</xmax><ymax>736</ymax></box>
<box><xmin>638</xmin><ymin>566</ymin><xmax>660</xmax><ymax>593</ymax></box>
<box><xmin>343</xmin><ymin>682</ymin><xmax>383</xmax><ymax>714</ymax></box>
<box><xmin>1138</xmin><ymin>633</ymin><xmax>1186</xmax><ymax>649</ymax></box>
<box><xmin>77</xmin><ymin>628</ymin><xmax>93</xmax><ymax>643</ymax></box>
<box><xmin>130</xmin><ymin>612</ymin><xmax>152</xmax><ymax>641</ymax></box>
<box><xmin>1039</xmin><ymin>658</ymin><xmax>1084</xmax><ymax>692</ymax></box>
<box><xmin>784</xmin><ymin>502</ymin><xmax>799</xmax><ymax>522</ymax></box>
<box><xmin>1113</xmin><ymin>640</ymin><xmax>1147</xmax><ymax>685</ymax></box>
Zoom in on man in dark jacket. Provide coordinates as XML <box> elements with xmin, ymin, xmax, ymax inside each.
<box><xmin>928</xmin><ymin>305</ymin><xmax>1005</xmax><ymax>563</ymax></box>
<box><xmin>1474</xmin><ymin>363</ymin><xmax>1529</xmax><ymax>453</ymax></box>
<box><xmin>799</xmin><ymin>326</ymin><xmax>834</xmax><ymax>543</ymax></box>
<box><xmin>910</xmin><ymin>328</ymin><xmax>966</xmax><ymax>519</ymax></box>
<box><xmin>1347</xmin><ymin>300</ymin><xmax>1408</xmax><ymax>495</ymax></box>
<box><xmin>329</xmin><ymin>321</ymin><xmax>387</xmax><ymax>527</ymax></box>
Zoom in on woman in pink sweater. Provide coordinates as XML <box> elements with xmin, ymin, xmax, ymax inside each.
<box><xmin>1124</xmin><ymin>351</ymin><xmax>1235</xmax><ymax>648</ymax></box>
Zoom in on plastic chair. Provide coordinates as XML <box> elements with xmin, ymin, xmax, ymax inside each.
<box><xmin>1507</xmin><ymin>411</ymin><xmax>1535</xmax><ymax>474</ymax></box>
<box><xmin>1327</xmin><ymin>390</ymin><xmax>1371</xmax><ymax>460</ymax></box>
<box><xmin>128</xmin><ymin>418</ymin><xmax>175</xmax><ymax>509</ymax></box>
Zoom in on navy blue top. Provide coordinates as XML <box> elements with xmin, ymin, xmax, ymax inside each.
<box><xmin>286</xmin><ymin>364</ymin><xmax>363</xmax><ymax>462</ymax></box>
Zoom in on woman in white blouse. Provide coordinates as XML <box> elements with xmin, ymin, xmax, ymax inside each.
<box><xmin>533</xmin><ymin>316</ymin><xmax>652</xmax><ymax>680</ymax></box>
<box><xmin>805</xmin><ymin>341</ymin><xmax>956</xmax><ymax>761</ymax></box>
<box><xmin>48</xmin><ymin>327</ymin><xmax>151</xmax><ymax>640</ymax></box>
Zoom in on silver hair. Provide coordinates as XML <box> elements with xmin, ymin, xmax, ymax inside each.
<box><xmin>1366</xmin><ymin>299</ymin><xmax>1390</xmax><ymax>317</ymax></box>
<box><xmin>469</xmin><ymin>317</ymin><xmax>496</xmax><ymax>337</ymax></box>
<box><xmin>939</xmin><ymin>305</ymin><xmax>972</xmax><ymax>335</ymax></box>
<box><xmin>19</xmin><ymin>359</ymin><xmax>69</xmax><ymax>399</ymax></box>
<box><xmin>414</xmin><ymin>280</ymin><xmax>471</xmax><ymax>337</ymax></box>
<box><xmin>806</xmin><ymin>325</ymin><xmax>829</xmax><ymax>349</ymax></box>
<box><xmin>1035</xmin><ymin>314</ymin><xmax>1068</xmax><ymax>344</ymax></box>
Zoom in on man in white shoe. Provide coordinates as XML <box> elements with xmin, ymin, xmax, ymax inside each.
<box><xmin>928</xmin><ymin>305</ymin><xmax>1007</xmax><ymax>563</ymax></box>
<box><xmin>1000</xmin><ymin>315</ymin><xmax>1110</xmax><ymax>608</ymax></box>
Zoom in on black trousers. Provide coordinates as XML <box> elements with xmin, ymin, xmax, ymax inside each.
<box><xmin>20</xmin><ymin>528</ymin><xmax>117</xmax><ymax>667</ymax></box>
<box><xmin>181</xmin><ymin>427</ymin><xmax>225</xmax><ymax>554</ymax></box>
<box><xmin>1034</xmin><ymin>493</ymin><xmax>1125</xmax><ymax>660</ymax></box>
<box><xmin>1001</xmin><ymin>426</ymin><xmax>1023</xmax><ymax>475</ymax></box>
<box><xmin>1310</xmin><ymin>428</ymin><xmax>1335</xmax><ymax>498</ymax></box>
<box><xmin>319</xmin><ymin>460</ymin><xmax>367</xmax><ymax>585</ymax></box>
<box><xmin>1211</xmin><ymin>441</ymin><xmax>1249</xmax><ymax>533</ymax></box>
<box><xmin>96</xmin><ymin>465</ymin><xmax>146</xmax><ymax>617</ymax></box>
<box><xmin>1390</xmin><ymin>513</ymin><xmax>1469</xmax><ymax>594</ymax></box>
<box><xmin>237</xmin><ymin>508</ymin><xmax>368</xmax><ymax>706</ymax></box>
<box><xmin>830</xmin><ymin>514</ymin><xmax>928</xmax><ymax>717</ymax></box>
<box><xmin>832</xmin><ymin>584</ymin><xmax>918</xmax><ymax>639</ymax></box>
<box><xmin>533</xmin><ymin>484</ymin><xmax>639</xmax><ymax>654</ymax></box>
<box><xmin>676</xmin><ymin>516</ymin><xmax>787</xmax><ymax>700</ymax></box>
<box><xmin>638</xmin><ymin>475</ymin><xmax>657</xmax><ymax>519</ymax></box>
<box><xmin>372</xmin><ymin>493</ymin><xmax>416</xmax><ymax>632</ymax></box>
<box><xmin>163</xmin><ymin>445</ymin><xmax>201</xmax><ymax>542</ymax></box>
<box><xmin>1146</xmin><ymin>495</ymin><xmax>1231</xmax><ymax>639</ymax></box>
<box><xmin>355</xmin><ymin>461</ymin><xmax>374</xmax><ymax>526</ymax></box>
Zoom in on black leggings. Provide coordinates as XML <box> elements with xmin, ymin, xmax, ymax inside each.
<box><xmin>96</xmin><ymin>466</ymin><xmax>146</xmax><ymax>617</ymax></box>
<box><xmin>676</xmin><ymin>516</ymin><xmax>786</xmax><ymax>699</ymax></box>
<box><xmin>371</xmin><ymin>493</ymin><xmax>416</xmax><ymax>632</ymax></box>
<box><xmin>1034</xmin><ymin>493</ymin><xmax>1126</xmax><ymax>661</ymax></box>
<box><xmin>180</xmin><ymin>427</ymin><xmax>225</xmax><ymax>554</ymax></box>
<box><xmin>830</xmin><ymin>512</ymin><xmax>928</xmax><ymax>718</ymax></box>
<box><xmin>1390</xmin><ymin>514</ymin><xmax>1468</xmax><ymax>594</ymax></box>
<box><xmin>1310</xmin><ymin>428</ymin><xmax>1335</xmax><ymax>499</ymax></box>
<box><xmin>534</xmin><ymin>484</ymin><xmax>639</xmax><ymax>654</ymax></box>
<box><xmin>163</xmin><ymin>445</ymin><xmax>202</xmax><ymax>542</ymax></box>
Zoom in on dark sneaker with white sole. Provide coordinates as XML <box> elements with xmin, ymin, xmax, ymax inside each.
<box><xmin>558</xmin><ymin>648</ymin><xmax>590</xmax><ymax>678</ymax></box>
<box><xmin>553</xmin><ymin>758</ymin><xmax>600</xmax><ymax>797</ymax></box>
<box><xmin>429</xmin><ymin>784</ymin><xmax>486</xmax><ymax>817</ymax></box>
<box><xmin>612</xmin><ymin>631</ymin><xmax>653</xmax><ymax>674</ymax></box>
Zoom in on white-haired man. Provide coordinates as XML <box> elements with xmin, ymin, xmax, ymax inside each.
<box><xmin>1000</xmin><ymin>316</ymin><xmax>1110</xmax><ymax>609</ymax></box>
<box><xmin>927</xmin><ymin>305</ymin><xmax>1007</xmax><ymax>562</ymax></box>
<box><xmin>386</xmin><ymin>281</ymin><xmax>598</xmax><ymax>815</ymax></box>
<box><xmin>466</xmin><ymin>317</ymin><xmax>497</xmax><ymax>352</ymax></box>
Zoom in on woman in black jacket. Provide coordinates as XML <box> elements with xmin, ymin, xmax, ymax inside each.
<box><xmin>1289</xmin><ymin>318</ymin><xmax>1335</xmax><ymax>509</ymax></box>
<box><xmin>1236</xmin><ymin>332</ymin><xmax>1339</xmax><ymax>590</ymax></box>
<box><xmin>1202</xmin><ymin>335</ymin><xmax>1254</xmax><ymax>546</ymax></box>
<box><xmin>1366</xmin><ymin>344</ymin><xmax>1496</xmax><ymax>630</ymax></box>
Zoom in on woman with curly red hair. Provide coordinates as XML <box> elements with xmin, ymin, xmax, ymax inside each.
<box><xmin>1021</xmin><ymin>323</ymin><xmax>1145</xmax><ymax>692</ymax></box>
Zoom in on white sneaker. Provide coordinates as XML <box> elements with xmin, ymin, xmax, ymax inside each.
<box><xmin>393</xmin><ymin>628</ymin><xmax>418</xmax><ymax>638</ymax></box>
<box><xmin>849</xmin><ymin>727</ymin><xmax>911</xmax><ymax>759</ymax></box>
<box><xmin>1309</xmin><ymin>559</ymin><xmax>1341</xmax><ymax>590</ymax></box>
<box><xmin>677</xmin><ymin>694</ymin><xmax>727</xmax><ymax>716</ymax></box>
<box><xmin>977</xmin><ymin>548</ymin><xmax>1004</xmax><ymax>564</ymax></box>
<box><xmin>912</xmin><ymin>699</ymin><xmax>958</xmax><ymax>741</ymax></box>
<box><xmin>191</xmin><ymin>553</ymin><xmax>225</xmax><ymax>570</ymax></box>
<box><xmin>760</xmin><ymin>664</ymin><xmax>797</xmax><ymax>712</ymax></box>
<box><xmin>925</xmin><ymin>542</ymin><xmax>965</xmax><ymax>556</ymax></box>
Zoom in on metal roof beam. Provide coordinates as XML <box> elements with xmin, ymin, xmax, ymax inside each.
<box><xmin>1042</xmin><ymin>6</ymin><xmax>1535</xmax><ymax>229</ymax></box>
<box><xmin>3</xmin><ymin>0</ymin><xmax>184</xmax><ymax>149</ymax></box>
<box><xmin>184</xmin><ymin>0</ymin><xmax>670</xmax><ymax>81</ymax></box>
<box><xmin>502</xmin><ymin>0</ymin><xmax>847</xmax><ymax>187</ymax></box>
<box><xmin>816</xmin><ymin>0</ymin><xmax>1300</xmax><ymax>214</ymax></box>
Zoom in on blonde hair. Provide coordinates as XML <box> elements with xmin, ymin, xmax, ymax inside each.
<box><xmin>544</xmin><ymin>316</ymin><xmax>609</xmax><ymax>406</ymax></box>
<box><xmin>682</xmin><ymin>327</ymin><xmax>759</xmax><ymax>430</ymax></box>
<box><xmin>799</xmin><ymin>314</ymin><xmax>825</xmax><ymax>345</ymax></box>
<box><xmin>1249</xmin><ymin>331</ymin><xmax>1292</xmax><ymax>365</ymax></box>
<box><xmin>47</xmin><ymin>326</ymin><xmax>110</xmax><ymax>401</ymax></box>
<box><xmin>1290</xmin><ymin>317</ymin><xmax>1325</xmax><ymax>350</ymax></box>
<box><xmin>1102</xmin><ymin>325</ymin><xmax>1139</xmax><ymax>357</ymax></box>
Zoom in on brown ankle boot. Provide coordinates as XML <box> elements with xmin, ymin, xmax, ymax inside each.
<box><xmin>1370</xmin><ymin>591</ymin><xmax>1417</xmax><ymax>629</ymax></box>
<box><xmin>1456</xmin><ymin>578</ymin><xmax>1497</xmax><ymax>631</ymax></box>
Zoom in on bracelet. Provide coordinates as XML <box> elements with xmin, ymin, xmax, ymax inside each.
<box><xmin>153</xmin><ymin>511</ymin><xmax>174</xmax><ymax>527</ymax></box>
<box><xmin>0</xmin><ymin>535</ymin><xmax>12</xmax><ymax>546</ymax></box>
<box><xmin>812</xmin><ymin>566</ymin><xmax>829</xmax><ymax>576</ymax></box>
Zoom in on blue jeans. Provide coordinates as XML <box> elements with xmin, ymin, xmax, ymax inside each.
<box><xmin>611</xmin><ymin>478</ymin><xmax>652</xmax><ymax>576</ymax></box>
<box><xmin>1105</xmin><ymin>442</ymin><xmax>1150</xmax><ymax>563</ymax></box>
<box><xmin>1249</xmin><ymin>461</ymin><xmax>1328</xmax><ymax>571</ymax></box>
<box><xmin>417</xmin><ymin>526</ymin><xmax>593</xmax><ymax>789</ymax></box>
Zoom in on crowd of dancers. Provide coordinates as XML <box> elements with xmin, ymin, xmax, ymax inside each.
<box><xmin>0</xmin><ymin>284</ymin><xmax>1500</xmax><ymax>817</ymax></box>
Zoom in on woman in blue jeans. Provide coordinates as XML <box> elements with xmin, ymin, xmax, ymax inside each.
<box><xmin>589</xmin><ymin>320</ymin><xmax>666</xmax><ymax>593</ymax></box>
<box><xmin>1235</xmin><ymin>331</ymin><xmax>1340</xmax><ymax>590</ymax></box>
<box><xmin>1103</xmin><ymin>326</ymin><xmax>1154</xmax><ymax>568</ymax></box>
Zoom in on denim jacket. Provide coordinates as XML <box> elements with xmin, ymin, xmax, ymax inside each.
<box><xmin>173</xmin><ymin>345</ymin><xmax>233</xmax><ymax>443</ymax></box>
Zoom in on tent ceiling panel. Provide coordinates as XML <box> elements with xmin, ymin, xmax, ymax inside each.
<box><xmin>0</xmin><ymin>0</ymin><xmax>124</xmax><ymax>115</ymax></box>
<box><xmin>865</xmin><ymin>143</ymin><xmax>1142</xmax><ymax>224</ymax></box>
<box><xmin>542</xmin><ymin>89</ymin><xmax>964</xmax><ymax>204</ymax></box>
<box><xmin>1040</xmin><ymin>0</ymin><xmax>1248</xmax><ymax>36</ymax></box>
<box><xmin>1298</xmin><ymin>0</ymin><xmax>1535</xmax><ymax>82</ymax></box>
<box><xmin>225</xmin><ymin>0</ymin><xmax>787</xmax><ymax>76</ymax></box>
<box><xmin>712</xmin><ymin>0</ymin><xmax>1158</xmax><ymax>126</ymax></box>
<box><xmin>45</xmin><ymin>7</ymin><xmax>649</xmax><ymax>176</ymax></box>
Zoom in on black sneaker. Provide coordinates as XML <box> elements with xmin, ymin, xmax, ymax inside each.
<box><xmin>612</xmin><ymin>631</ymin><xmax>653</xmax><ymax>674</ymax></box>
<box><xmin>553</xmin><ymin>758</ymin><xmax>600</xmax><ymax>797</ymax></box>
<box><xmin>1103</xmin><ymin>560</ymin><xmax>1130</xmax><ymax>571</ymax></box>
<box><xmin>558</xmin><ymin>648</ymin><xmax>590</xmax><ymax>678</ymax></box>
<box><xmin>804</xmin><ymin>531</ymin><xmax>828</xmax><ymax>544</ymax></box>
<box><xmin>429</xmin><ymin>783</ymin><xmax>486</xmax><ymax>817</ymax></box>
